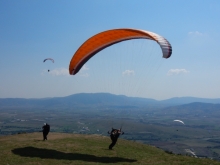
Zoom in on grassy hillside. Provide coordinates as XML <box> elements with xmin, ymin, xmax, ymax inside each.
<box><xmin>0</xmin><ymin>133</ymin><xmax>220</xmax><ymax>165</ymax></box>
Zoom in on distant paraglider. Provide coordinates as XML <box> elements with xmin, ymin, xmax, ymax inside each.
<box><xmin>43</xmin><ymin>58</ymin><xmax>54</xmax><ymax>63</ymax></box>
<box><xmin>43</xmin><ymin>58</ymin><xmax>54</xmax><ymax>72</ymax></box>
<box><xmin>173</xmin><ymin>120</ymin><xmax>185</xmax><ymax>125</ymax></box>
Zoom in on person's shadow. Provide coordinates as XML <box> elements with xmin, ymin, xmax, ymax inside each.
<box><xmin>12</xmin><ymin>147</ymin><xmax>137</xmax><ymax>163</ymax></box>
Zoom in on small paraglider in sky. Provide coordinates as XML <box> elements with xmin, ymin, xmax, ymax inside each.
<box><xmin>43</xmin><ymin>58</ymin><xmax>54</xmax><ymax>63</ymax></box>
<box><xmin>43</xmin><ymin>58</ymin><xmax>54</xmax><ymax>72</ymax></box>
<box><xmin>173</xmin><ymin>120</ymin><xmax>185</xmax><ymax>125</ymax></box>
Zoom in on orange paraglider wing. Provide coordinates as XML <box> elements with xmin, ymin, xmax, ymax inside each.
<box><xmin>69</xmin><ymin>28</ymin><xmax>172</xmax><ymax>75</ymax></box>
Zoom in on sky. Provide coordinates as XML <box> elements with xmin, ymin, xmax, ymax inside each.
<box><xmin>0</xmin><ymin>0</ymin><xmax>220</xmax><ymax>100</ymax></box>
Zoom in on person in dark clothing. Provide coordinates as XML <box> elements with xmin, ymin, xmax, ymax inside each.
<box><xmin>42</xmin><ymin>123</ymin><xmax>50</xmax><ymax>141</ymax></box>
<box><xmin>108</xmin><ymin>128</ymin><xmax>124</xmax><ymax>150</ymax></box>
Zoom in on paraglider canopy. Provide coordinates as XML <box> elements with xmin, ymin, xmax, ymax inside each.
<box><xmin>43</xmin><ymin>58</ymin><xmax>54</xmax><ymax>72</ymax></box>
<box><xmin>173</xmin><ymin>120</ymin><xmax>185</xmax><ymax>125</ymax></box>
<box><xmin>43</xmin><ymin>58</ymin><xmax>54</xmax><ymax>63</ymax></box>
<box><xmin>69</xmin><ymin>28</ymin><xmax>172</xmax><ymax>75</ymax></box>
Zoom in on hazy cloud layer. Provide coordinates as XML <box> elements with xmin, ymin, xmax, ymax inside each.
<box><xmin>82</xmin><ymin>65</ymin><xmax>89</xmax><ymax>71</ymax></box>
<box><xmin>78</xmin><ymin>65</ymin><xmax>90</xmax><ymax>77</ymax></box>
<box><xmin>167</xmin><ymin>69</ymin><xmax>189</xmax><ymax>76</ymax></box>
<box><xmin>188</xmin><ymin>31</ymin><xmax>204</xmax><ymax>36</ymax></box>
<box><xmin>188</xmin><ymin>31</ymin><xmax>209</xmax><ymax>39</ymax></box>
<box><xmin>49</xmin><ymin>68</ymin><xmax>69</xmax><ymax>76</ymax></box>
<box><xmin>122</xmin><ymin>70</ymin><xmax>135</xmax><ymax>76</ymax></box>
<box><xmin>79</xmin><ymin>73</ymin><xmax>89</xmax><ymax>77</ymax></box>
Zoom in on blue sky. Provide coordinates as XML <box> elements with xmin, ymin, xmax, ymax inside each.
<box><xmin>0</xmin><ymin>0</ymin><xmax>220</xmax><ymax>100</ymax></box>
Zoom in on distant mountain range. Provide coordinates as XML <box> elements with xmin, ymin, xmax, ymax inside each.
<box><xmin>1</xmin><ymin>93</ymin><xmax>220</xmax><ymax>109</ymax></box>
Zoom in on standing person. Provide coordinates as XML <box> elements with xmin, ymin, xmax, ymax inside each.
<box><xmin>108</xmin><ymin>128</ymin><xmax>124</xmax><ymax>150</ymax></box>
<box><xmin>42</xmin><ymin>123</ymin><xmax>50</xmax><ymax>141</ymax></box>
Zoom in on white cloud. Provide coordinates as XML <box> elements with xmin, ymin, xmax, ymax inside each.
<box><xmin>188</xmin><ymin>31</ymin><xmax>209</xmax><ymax>39</ymax></box>
<box><xmin>82</xmin><ymin>65</ymin><xmax>89</xmax><ymax>71</ymax></box>
<box><xmin>187</xmin><ymin>31</ymin><xmax>210</xmax><ymax>46</ymax></box>
<box><xmin>49</xmin><ymin>68</ymin><xmax>69</xmax><ymax>76</ymax></box>
<box><xmin>78</xmin><ymin>65</ymin><xmax>90</xmax><ymax>77</ymax></box>
<box><xmin>188</xmin><ymin>31</ymin><xmax>204</xmax><ymax>36</ymax></box>
<box><xmin>167</xmin><ymin>69</ymin><xmax>189</xmax><ymax>76</ymax></box>
<box><xmin>122</xmin><ymin>70</ymin><xmax>135</xmax><ymax>76</ymax></box>
<box><xmin>79</xmin><ymin>73</ymin><xmax>89</xmax><ymax>77</ymax></box>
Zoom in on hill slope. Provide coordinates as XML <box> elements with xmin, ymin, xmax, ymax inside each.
<box><xmin>0</xmin><ymin>133</ymin><xmax>219</xmax><ymax>165</ymax></box>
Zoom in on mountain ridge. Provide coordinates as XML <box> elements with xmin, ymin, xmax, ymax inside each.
<box><xmin>1</xmin><ymin>93</ymin><xmax>220</xmax><ymax>109</ymax></box>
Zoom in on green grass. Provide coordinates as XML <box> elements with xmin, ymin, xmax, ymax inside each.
<box><xmin>0</xmin><ymin>132</ymin><xmax>220</xmax><ymax>165</ymax></box>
